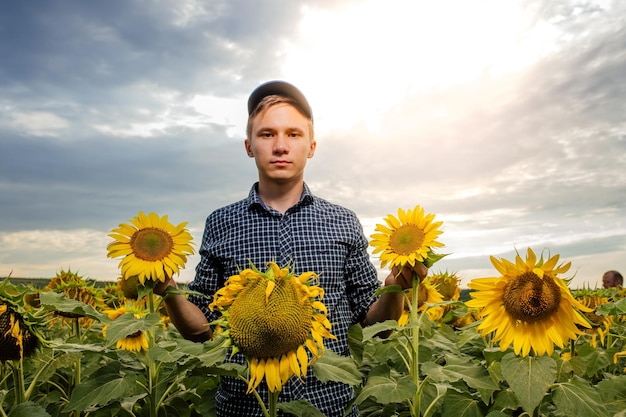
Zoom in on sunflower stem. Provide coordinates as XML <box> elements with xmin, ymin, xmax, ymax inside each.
<box><xmin>72</xmin><ymin>318</ymin><xmax>82</xmax><ymax>417</ymax></box>
<box><xmin>148</xmin><ymin>291</ymin><xmax>155</xmax><ymax>315</ymax></box>
<box><xmin>268</xmin><ymin>390</ymin><xmax>279</xmax><ymax>417</ymax></box>
<box><xmin>9</xmin><ymin>359</ymin><xmax>25</xmax><ymax>406</ymax></box>
<box><xmin>236</xmin><ymin>376</ymin><xmax>270</xmax><ymax>417</ymax></box>
<box><xmin>147</xmin><ymin>328</ymin><xmax>158</xmax><ymax>417</ymax></box>
<box><xmin>410</xmin><ymin>274</ymin><xmax>421</xmax><ymax>417</ymax></box>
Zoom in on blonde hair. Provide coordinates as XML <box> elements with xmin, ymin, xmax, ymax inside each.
<box><xmin>246</xmin><ymin>95</ymin><xmax>314</xmax><ymax>140</ymax></box>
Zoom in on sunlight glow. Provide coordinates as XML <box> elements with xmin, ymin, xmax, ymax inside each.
<box><xmin>282</xmin><ymin>0</ymin><xmax>561</xmax><ymax>133</ymax></box>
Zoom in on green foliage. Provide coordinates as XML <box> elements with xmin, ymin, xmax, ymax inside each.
<box><xmin>2</xmin><ymin>275</ymin><xmax>626</xmax><ymax>417</ymax></box>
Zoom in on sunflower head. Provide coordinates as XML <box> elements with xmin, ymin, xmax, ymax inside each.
<box><xmin>573</xmin><ymin>291</ymin><xmax>612</xmax><ymax>348</ymax></box>
<box><xmin>210</xmin><ymin>261</ymin><xmax>335</xmax><ymax>393</ymax></box>
<box><xmin>107</xmin><ymin>211</ymin><xmax>195</xmax><ymax>285</ymax></box>
<box><xmin>429</xmin><ymin>271</ymin><xmax>461</xmax><ymax>301</ymax></box>
<box><xmin>466</xmin><ymin>247</ymin><xmax>592</xmax><ymax>357</ymax></box>
<box><xmin>102</xmin><ymin>303</ymin><xmax>150</xmax><ymax>352</ymax></box>
<box><xmin>370</xmin><ymin>205</ymin><xmax>445</xmax><ymax>272</ymax></box>
<box><xmin>0</xmin><ymin>303</ymin><xmax>38</xmax><ymax>361</ymax></box>
<box><xmin>397</xmin><ymin>280</ymin><xmax>445</xmax><ymax>326</ymax></box>
<box><xmin>46</xmin><ymin>269</ymin><xmax>105</xmax><ymax>318</ymax></box>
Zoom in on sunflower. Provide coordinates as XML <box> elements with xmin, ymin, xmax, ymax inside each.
<box><xmin>45</xmin><ymin>268</ymin><xmax>105</xmax><ymax>319</ymax></box>
<box><xmin>370</xmin><ymin>205</ymin><xmax>445</xmax><ymax>271</ymax></box>
<box><xmin>573</xmin><ymin>291</ymin><xmax>612</xmax><ymax>348</ymax></box>
<box><xmin>102</xmin><ymin>304</ymin><xmax>150</xmax><ymax>352</ymax></box>
<box><xmin>429</xmin><ymin>271</ymin><xmax>461</xmax><ymax>301</ymax></box>
<box><xmin>209</xmin><ymin>261</ymin><xmax>335</xmax><ymax>393</ymax></box>
<box><xmin>466</xmin><ymin>248</ymin><xmax>592</xmax><ymax>357</ymax></box>
<box><xmin>107</xmin><ymin>211</ymin><xmax>195</xmax><ymax>285</ymax></box>
<box><xmin>0</xmin><ymin>303</ymin><xmax>38</xmax><ymax>361</ymax></box>
<box><xmin>398</xmin><ymin>279</ymin><xmax>445</xmax><ymax>326</ymax></box>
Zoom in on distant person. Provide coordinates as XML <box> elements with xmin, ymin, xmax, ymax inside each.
<box><xmin>602</xmin><ymin>270</ymin><xmax>623</xmax><ymax>288</ymax></box>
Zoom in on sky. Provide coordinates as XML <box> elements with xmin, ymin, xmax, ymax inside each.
<box><xmin>1</xmin><ymin>0</ymin><xmax>624</xmax><ymax>289</ymax></box>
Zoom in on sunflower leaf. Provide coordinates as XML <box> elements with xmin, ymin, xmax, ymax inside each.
<box><xmin>361</xmin><ymin>320</ymin><xmax>402</xmax><ymax>341</ymax></box>
<box><xmin>104</xmin><ymin>312</ymin><xmax>161</xmax><ymax>345</ymax></box>
<box><xmin>423</xmin><ymin>252</ymin><xmax>448</xmax><ymax>268</ymax></box>
<box><xmin>501</xmin><ymin>353</ymin><xmax>556</xmax><ymax>414</ymax></box>
<box><xmin>312</xmin><ymin>349</ymin><xmax>362</xmax><ymax>386</ymax></box>
<box><xmin>38</xmin><ymin>291</ymin><xmax>109</xmax><ymax>322</ymax></box>
<box><xmin>551</xmin><ymin>376</ymin><xmax>608</xmax><ymax>417</ymax></box>
<box><xmin>7</xmin><ymin>401</ymin><xmax>51</xmax><ymax>417</ymax></box>
<box><xmin>441</xmin><ymin>390</ymin><xmax>486</xmax><ymax>417</ymax></box>
<box><xmin>372</xmin><ymin>284</ymin><xmax>403</xmax><ymax>297</ymax></box>
<box><xmin>277</xmin><ymin>399</ymin><xmax>326</xmax><ymax>417</ymax></box>
<box><xmin>63</xmin><ymin>373</ymin><xmax>137</xmax><ymax>412</ymax></box>
<box><xmin>595</xmin><ymin>297</ymin><xmax>626</xmax><ymax>316</ymax></box>
<box><xmin>355</xmin><ymin>374</ymin><xmax>416</xmax><ymax>404</ymax></box>
<box><xmin>596</xmin><ymin>374</ymin><xmax>626</xmax><ymax>415</ymax></box>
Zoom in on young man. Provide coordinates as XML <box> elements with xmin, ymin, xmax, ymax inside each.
<box><xmin>157</xmin><ymin>81</ymin><xmax>425</xmax><ymax>416</ymax></box>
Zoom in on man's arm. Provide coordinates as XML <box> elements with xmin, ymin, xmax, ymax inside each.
<box><xmin>155</xmin><ymin>278</ymin><xmax>213</xmax><ymax>342</ymax></box>
<box><xmin>362</xmin><ymin>263</ymin><xmax>427</xmax><ymax>327</ymax></box>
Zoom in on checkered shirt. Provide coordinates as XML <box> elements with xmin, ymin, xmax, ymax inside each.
<box><xmin>187</xmin><ymin>182</ymin><xmax>380</xmax><ymax>416</ymax></box>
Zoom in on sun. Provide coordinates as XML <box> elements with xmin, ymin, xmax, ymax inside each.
<box><xmin>281</xmin><ymin>1</ymin><xmax>554</xmax><ymax>134</ymax></box>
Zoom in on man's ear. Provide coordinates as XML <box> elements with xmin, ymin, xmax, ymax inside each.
<box><xmin>244</xmin><ymin>139</ymin><xmax>254</xmax><ymax>157</ymax></box>
<box><xmin>308</xmin><ymin>140</ymin><xmax>317</xmax><ymax>158</ymax></box>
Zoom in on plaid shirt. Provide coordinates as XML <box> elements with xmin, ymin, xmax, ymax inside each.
<box><xmin>187</xmin><ymin>183</ymin><xmax>380</xmax><ymax>417</ymax></box>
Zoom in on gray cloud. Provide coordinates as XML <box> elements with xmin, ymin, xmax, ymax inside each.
<box><xmin>0</xmin><ymin>0</ymin><xmax>624</xmax><ymax>287</ymax></box>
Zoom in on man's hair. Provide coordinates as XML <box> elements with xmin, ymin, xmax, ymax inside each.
<box><xmin>606</xmin><ymin>270</ymin><xmax>624</xmax><ymax>285</ymax></box>
<box><xmin>246</xmin><ymin>94</ymin><xmax>314</xmax><ymax>140</ymax></box>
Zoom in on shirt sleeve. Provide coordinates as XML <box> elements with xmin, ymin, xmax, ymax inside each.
<box><xmin>344</xmin><ymin>213</ymin><xmax>381</xmax><ymax>324</ymax></box>
<box><xmin>186</xmin><ymin>213</ymin><xmax>225</xmax><ymax>323</ymax></box>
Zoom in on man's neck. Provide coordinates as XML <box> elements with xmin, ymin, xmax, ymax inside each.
<box><xmin>257</xmin><ymin>180</ymin><xmax>304</xmax><ymax>214</ymax></box>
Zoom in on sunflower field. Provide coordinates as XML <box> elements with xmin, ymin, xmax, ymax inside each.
<box><xmin>1</xmin><ymin>210</ymin><xmax>626</xmax><ymax>417</ymax></box>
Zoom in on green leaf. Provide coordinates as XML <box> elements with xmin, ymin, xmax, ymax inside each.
<box><xmin>552</xmin><ymin>377</ymin><xmax>608</xmax><ymax>417</ymax></box>
<box><xmin>104</xmin><ymin>312</ymin><xmax>162</xmax><ymax>345</ymax></box>
<box><xmin>597</xmin><ymin>374</ymin><xmax>626</xmax><ymax>413</ymax></box>
<box><xmin>372</xmin><ymin>284</ymin><xmax>403</xmax><ymax>297</ymax></box>
<box><xmin>148</xmin><ymin>345</ymin><xmax>185</xmax><ymax>363</ymax></box>
<box><xmin>576</xmin><ymin>343</ymin><xmax>612</xmax><ymax>377</ymax></box>
<box><xmin>355</xmin><ymin>374</ymin><xmax>416</xmax><ymax>404</ymax></box>
<box><xmin>361</xmin><ymin>320</ymin><xmax>401</xmax><ymax>342</ymax></box>
<box><xmin>421</xmin><ymin>360</ymin><xmax>499</xmax><ymax>391</ymax></box>
<box><xmin>312</xmin><ymin>350</ymin><xmax>362</xmax><ymax>386</ymax></box>
<box><xmin>501</xmin><ymin>353</ymin><xmax>556</xmax><ymax>414</ymax></box>
<box><xmin>119</xmin><ymin>393</ymin><xmax>148</xmax><ymax>414</ymax></box>
<box><xmin>64</xmin><ymin>373</ymin><xmax>137</xmax><ymax>412</ymax></box>
<box><xmin>424</xmin><ymin>251</ymin><xmax>448</xmax><ymax>268</ymax></box>
<box><xmin>441</xmin><ymin>390</ymin><xmax>485</xmax><ymax>417</ymax></box>
<box><xmin>39</xmin><ymin>291</ymin><xmax>109</xmax><ymax>322</ymax></box>
<box><xmin>8</xmin><ymin>401</ymin><xmax>51</xmax><ymax>417</ymax></box>
<box><xmin>595</xmin><ymin>297</ymin><xmax>626</xmax><ymax>316</ymax></box>
<box><xmin>485</xmin><ymin>412</ymin><xmax>509</xmax><ymax>417</ymax></box>
<box><xmin>278</xmin><ymin>399</ymin><xmax>326</xmax><ymax>417</ymax></box>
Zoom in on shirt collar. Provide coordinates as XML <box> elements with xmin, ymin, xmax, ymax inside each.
<box><xmin>247</xmin><ymin>182</ymin><xmax>314</xmax><ymax>212</ymax></box>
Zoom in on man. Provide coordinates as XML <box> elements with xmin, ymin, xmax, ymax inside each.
<box><xmin>156</xmin><ymin>80</ymin><xmax>424</xmax><ymax>416</ymax></box>
<box><xmin>602</xmin><ymin>270</ymin><xmax>623</xmax><ymax>288</ymax></box>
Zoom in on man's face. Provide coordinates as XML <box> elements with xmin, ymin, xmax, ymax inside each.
<box><xmin>602</xmin><ymin>272</ymin><xmax>617</xmax><ymax>288</ymax></box>
<box><xmin>245</xmin><ymin>103</ymin><xmax>316</xmax><ymax>184</ymax></box>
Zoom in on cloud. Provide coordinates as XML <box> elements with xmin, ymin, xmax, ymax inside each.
<box><xmin>0</xmin><ymin>0</ymin><xmax>624</xmax><ymax>289</ymax></box>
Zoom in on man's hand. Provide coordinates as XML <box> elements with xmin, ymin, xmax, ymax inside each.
<box><xmin>154</xmin><ymin>276</ymin><xmax>177</xmax><ymax>297</ymax></box>
<box><xmin>385</xmin><ymin>263</ymin><xmax>428</xmax><ymax>290</ymax></box>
